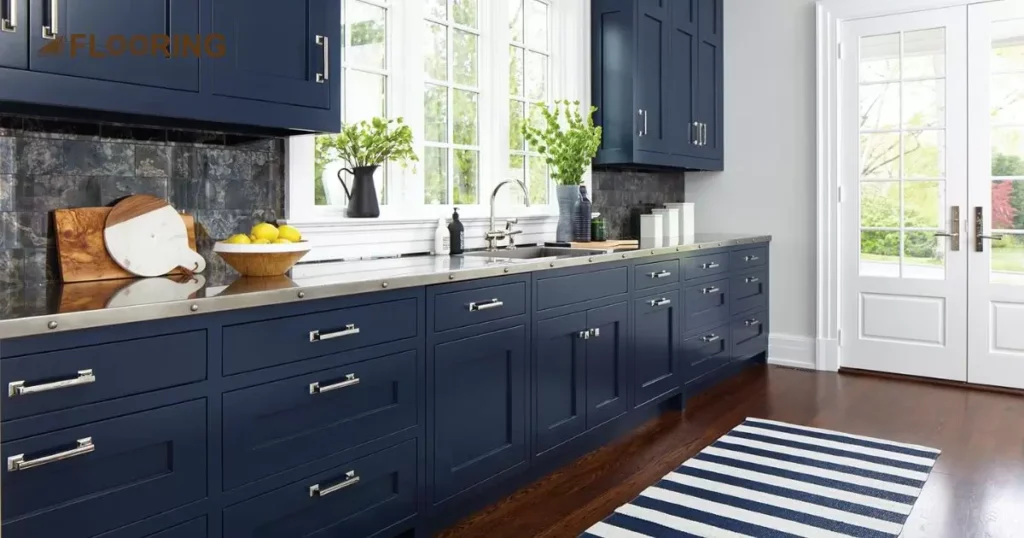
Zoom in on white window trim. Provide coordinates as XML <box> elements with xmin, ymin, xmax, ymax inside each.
<box><xmin>285</xmin><ymin>0</ymin><xmax>592</xmax><ymax>262</ymax></box>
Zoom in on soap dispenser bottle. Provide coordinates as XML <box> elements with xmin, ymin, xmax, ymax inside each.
<box><xmin>448</xmin><ymin>208</ymin><xmax>465</xmax><ymax>255</ymax></box>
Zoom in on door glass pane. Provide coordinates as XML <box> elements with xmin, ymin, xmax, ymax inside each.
<box><xmin>992</xmin><ymin>19</ymin><xmax>1024</xmax><ymax>73</ymax></box>
<box><xmin>903</xmin><ymin>231</ymin><xmax>944</xmax><ymax>280</ymax></box>
<box><xmin>992</xmin><ymin>180</ymin><xmax>1024</xmax><ymax>231</ymax></box>
<box><xmin>990</xmin><ymin>19</ymin><xmax>1024</xmax><ymax>285</ymax></box>
<box><xmin>991</xmin><ymin>74</ymin><xmax>1024</xmax><ymax>125</ymax></box>
<box><xmin>861</xmin><ymin>133</ymin><xmax>901</xmax><ymax>179</ymax></box>
<box><xmin>903</xmin><ymin>28</ymin><xmax>946</xmax><ymax>79</ymax></box>
<box><xmin>860</xmin><ymin>182</ymin><xmax>900</xmax><ymax>228</ymax></box>
<box><xmin>904</xmin><ymin>181</ymin><xmax>945</xmax><ymax>229</ymax></box>
<box><xmin>992</xmin><ymin>234</ymin><xmax>1024</xmax><ymax>285</ymax></box>
<box><xmin>861</xmin><ymin>33</ymin><xmax>900</xmax><ymax>82</ymax></box>
<box><xmin>861</xmin><ymin>230</ymin><xmax>900</xmax><ymax>277</ymax></box>
<box><xmin>903</xmin><ymin>80</ymin><xmax>945</xmax><ymax>128</ymax></box>
<box><xmin>860</xmin><ymin>83</ymin><xmax>900</xmax><ymax>130</ymax></box>
<box><xmin>904</xmin><ymin>130</ymin><xmax>946</xmax><ymax>179</ymax></box>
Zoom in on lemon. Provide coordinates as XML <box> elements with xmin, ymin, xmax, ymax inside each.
<box><xmin>252</xmin><ymin>238</ymin><xmax>272</xmax><ymax>245</ymax></box>
<box><xmin>224</xmin><ymin>234</ymin><xmax>251</xmax><ymax>245</ymax></box>
<box><xmin>278</xmin><ymin>225</ymin><xmax>302</xmax><ymax>243</ymax></box>
<box><xmin>273</xmin><ymin>238</ymin><xmax>293</xmax><ymax>244</ymax></box>
<box><xmin>250</xmin><ymin>223</ymin><xmax>280</xmax><ymax>242</ymax></box>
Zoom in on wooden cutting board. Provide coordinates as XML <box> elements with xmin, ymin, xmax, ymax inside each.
<box><xmin>55</xmin><ymin>207</ymin><xmax>198</xmax><ymax>283</ymax></box>
<box><xmin>104</xmin><ymin>195</ymin><xmax>206</xmax><ymax>278</ymax></box>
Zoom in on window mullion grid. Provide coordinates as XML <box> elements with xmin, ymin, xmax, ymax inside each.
<box><xmin>446</xmin><ymin>10</ymin><xmax>455</xmax><ymax>205</ymax></box>
<box><xmin>898</xmin><ymin>30</ymin><xmax>906</xmax><ymax>277</ymax></box>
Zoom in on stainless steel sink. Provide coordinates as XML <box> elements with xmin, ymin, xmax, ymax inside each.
<box><xmin>464</xmin><ymin>246</ymin><xmax>610</xmax><ymax>261</ymax></box>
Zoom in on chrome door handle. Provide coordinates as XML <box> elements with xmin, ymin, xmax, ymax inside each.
<box><xmin>648</xmin><ymin>270</ymin><xmax>672</xmax><ymax>279</ymax></box>
<box><xmin>701</xmin><ymin>262</ymin><xmax>720</xmax><ymax>270</ymax></box>
<box><xmin>744</xmin><ymin>255</ymin><xmax>759</xmax><ymax>262</ymax></box>
<box><xmin>745</xmin><ymin>319</ymin><xmax>761</xmax><ymax>327</ymax></box>
<box><xmin>701</xmin><ymin>123</ymin><xmax>708</xmax><ymax>146</ymax></box>
<box><xmin>309</xmin><ymin>373</ymin><xmax>360</xmax><ymax>395</ymax></box>
<box><xmin>1</xmin><ymin>0</ymin><xmax>16</xmax><ymax>32</ymax></box>
<box><xmin>638</xmin><ymin>109</ymin><xmax>644</xmax><ymax>137</ymax></box>
<box><xmin>8</xmin><ymin>437</ymin><xmax>94</xmax><ymax>472</ymax></box>
<box><xmin>9</xmin><ymin>369</ymin><xmax>95</xmax><ymax>397</ymax></box>
<box><xmin>702</xmin><ymin>334</ymin><xmax>721</xmax><ymax>343</ymax></box>
<box><xmin>469</xmin><ymin>299</ymin><xmax>503</xmax><ymax>312</ymax></box>
<box><xmin>42</xmin><ymin>0</ymin><xmax>57</xmax><ymax>39</ymax></box>
<box><xmin>974</xmin><ymin>206</ymin><xmax>1002</xmax><ymax>252</ymax></box>
<box><xmin>316</xmin><ymin>35</ymin><xmax>328</xmax><ymax>83</ymax></box>
<box><xmin>309</xmin><ymin>470</ymin><xmax>360</xmax><ymax>497</ymax></box>
<box><xmin>649</xmin><ymin>298</ymin><xmax>672</xmax><ymax>307</ymax></box>
<box><xmin>590</xmin><ymin>328</ymin><xmax>601</xmax><ymax>338</ymax></box>
<box><xmin>745</xmin><ymin>276</ymin><xmax>760</xmax><ymax>284</ymax></box>
<box><xmin>644</xmin><ymin>109</ymin><xmax>648</xmax><ymax>135</ymax></box>
<box><xmin>693</xmin><ymin>122</ymin><xmax>700</xmax><ymax>145</ymax></box>
<box><xmin>578</xmin><ymin>330</ymin><xmax>590</xmax><ymax>340</ymax></box>
<box><xmin>310</xmin><ymin>324</ymin><xmax>360</xmax><ymax>342</ymax></box>
<box><xmin>702</xmin><ymin>286</ymin><xmax>720</xmax><ymax>294</ymax></box>
<box><xmin>979</xmin><ymin>234</ymin><xmax>1004</xmax><ymax>240</ymax></box>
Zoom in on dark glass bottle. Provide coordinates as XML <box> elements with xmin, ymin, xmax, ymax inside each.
<box><xmin>448</xmin><ymin>208</ymin><xmax>465</xmax><ymax>255</ymax></box>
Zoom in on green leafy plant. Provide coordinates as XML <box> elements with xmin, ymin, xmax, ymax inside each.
<box><xmin>315</xmin><ymin>117</ymin><xmax>418</xmax><ymax>170</ymax></box>
<box><xmin>521</xmin><ymin>100</ymin><xmax>602</xmax><ymax>186</ymax></box>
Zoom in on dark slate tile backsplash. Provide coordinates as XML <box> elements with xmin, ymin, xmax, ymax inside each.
<box><xmin>0</xmin><ymin>116</ymin><xmax>284</xmax><ymax>287</ymax></box>
<box><xmin>591</xmin><ymin>168</ymin><xmax>686</xmax><ymax>239</ymax></box>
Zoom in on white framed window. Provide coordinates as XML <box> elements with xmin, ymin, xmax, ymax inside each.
<box><xmin>286</xmin><ymin>0</ymin><xmax>589</xmax><ymax>260</ymax></box>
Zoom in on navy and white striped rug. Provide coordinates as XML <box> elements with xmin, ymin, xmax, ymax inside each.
<box><xmin>582</xmin><ymin>417</ymin><xmax>940</xmax><ymax>537</ymax></box>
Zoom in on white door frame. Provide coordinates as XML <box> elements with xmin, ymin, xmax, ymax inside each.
<box><xmin>815</xmin><ymin>0</ymin><xmax>995</xmax><ymax>371</ymax></box>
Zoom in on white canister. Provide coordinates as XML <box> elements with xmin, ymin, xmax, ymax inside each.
<box><xmin>652</xmin><ymin>208</ymin><xmax>680</xmax><ymax>242</ymax></box>
<box><xmin>640</xmin><ymin>213</ymin><xmax>663</xmax><ymax>249</ymax></box>
<box><xmin>664</xmin><ymin>203</ymin><xmax>695</xmax><ymax>242</ymax></box>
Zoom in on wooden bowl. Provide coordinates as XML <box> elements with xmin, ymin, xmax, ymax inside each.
<box><xmin>213</xmin><ymin>241</ymin><xmax>312</xmax><ymax>277</ymax></box>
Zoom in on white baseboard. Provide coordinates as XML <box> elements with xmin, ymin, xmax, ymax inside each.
<box><xmin>768</xmin><ymin>334</ymin><xmax>817</xmax><ymax>370</ymax></box>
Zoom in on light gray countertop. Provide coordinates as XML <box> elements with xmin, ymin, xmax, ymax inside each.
<box><xmin>0</xmin><ymin>233</ymin><xmax>770</xmax><ymax>340</ymax></box>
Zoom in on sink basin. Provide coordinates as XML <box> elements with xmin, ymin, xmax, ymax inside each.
<box><xmin>464</xmin><ymin>246</ymin><xmax>610</xmax><ymax>261</ymax></box>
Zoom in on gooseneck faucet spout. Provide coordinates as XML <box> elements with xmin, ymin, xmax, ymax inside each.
<box><xmin>487</xmin><ymin>180</ymin><xmax>531</xmax><ymax>251</ymax></box>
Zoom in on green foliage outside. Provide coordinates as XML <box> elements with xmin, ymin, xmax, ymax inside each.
<box><xmin>521</xmin><ymin>100</ymin><xmax>602</xmax><ymax>186</ymax></box>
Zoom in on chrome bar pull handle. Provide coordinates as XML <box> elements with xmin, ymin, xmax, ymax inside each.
<box><xmin>9</xmin><ymin>370</ymin><xmax>95</xmax><ymax>397</ymax></box>
<box><xmin>309</xmin><ymin>373</ymin><xmax>360</xmax><ymax>395</ymax></box>
<box><xmin>745</xmin><ymin>319</ymin><xmax>761</xmax><ymax>327</ymax></box>
<box><xmin>310</xmin><ymin>324</ymin><xmax>360</xmax><ymax>342</ymax></box>
<box><xmin>701</xmin><ymin>262</ymin><xmax>720</xmax><ymax>270</ymax></box>
<box><xmin>578</xmin><ymin>330</ymin><xmax>590</xmax><ymax>340</ymax></box>
<box><xmin>468</xmin><ymin>299</ymin><xmax>503</xmax><ymax>312</ymax></box>
<box><xmin>309</xmin><ymin>470</ymin><xmax>360</xmax><ymax>497</ymax></box>
<box><xmin>1</xmin><ymin>0</ymin><xmax>16</xmax><ymax>32</ymax></box>
<box><xmin>702</xmin><ymin>334</ymin><xmax>721</xmax><ymax>344</ymax></box>
<box><xmin>589</xmin><ymin>328</ymin><xmax>601</xmax><ymax>338</ymax></box>
<box><xmin>744</xmin><ymin>255</ymin><xmax>760</xmax><ymax>262</ymax></box>
<box><xmin>649</xmin><ymin>298</ymin><xmax>671</xmax><ymax>307</ymax></box>
<box><xmin>8</xmin><ymin>438</ymin><xmax>94</xmax><ymax>472</ymax></box>
<box><xmin>648</xmin><ymin>270</ymin><xmax>672</xmax><ymax>279</ymax></box>
<box><xmin>702</xmin><ymin>286</ymin><xmax>720</xmax><ymax>295</ymax></box>
<box><xmin>638</xmin><ymin>109</ymin><xmax>644</xmax><ymax>137</ymax></box>
<box><xmin>702</xmin><ymin>123</ymin><xmax>708</xmax><ymax>146</ymax></box>
<box><xmin>316</xmin><ymin>35</ymin><xmax>328</xmax><ymax>83</ymax></box>
<box><xmin>693</xmin><ymin>122</ymin><xmax>700</xmax><ymax>145</ymax></box>
<box><xmin>745</xmin><ymin>276</ymin><xmax>760</xmax><ymax>284</ymax></box>
<box><xmin>643</xmin><ymin>109</ymin><xmax>648</xmax><ymax>135</ymax></box>
<box><xmin>42</xmin><ymin>0</ymin><xmax>57</xmax><ymax>39</ymax></box>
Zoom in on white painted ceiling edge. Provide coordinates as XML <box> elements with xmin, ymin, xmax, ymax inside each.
<box><xmin>815</xmin><ymin>0</ymin><xmax>996</xmax><ymax>372</ymax></box>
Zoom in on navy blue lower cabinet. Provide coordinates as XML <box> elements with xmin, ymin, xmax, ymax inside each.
<box><xmin>145</xmin><ymin>517</ymin><xmax>208</xmax><ymax>538</ymax></box>
<box><xmin>1</xmin><ymin>399</ymin><xmax>207</xmax><ymax>538</ymax></box>
<box><xmin>585</xmin><ymin>301</ymin><xmax>629</xmax><ymax>429</ymax></box>
<box><xmin>534</xmin><ymin>312</ymin><xmax>588</xmax><ymax>455</ymax></box>
<box><xmin>682</xmin><ymin>323</ymin><xmax>731</xmax><ymax>384</ymax></box>
<box><xmin>430</xmin><ymin>325</ymin><xmax>528</xmax><ymax>507</ymax></box>
<box><xmin>732</xmin><ymin>310</ymin><xmax>768</xmax><ymax>360</ymax></box>
<box><xmin>223</xmin><ymin>440</ymin><xmax>417</xmax><ymax>538</ymax></box>
<box><xmin>633</xmin><ymin>290</ymin><xmax>681</xmax><ymax>407</ymax></box>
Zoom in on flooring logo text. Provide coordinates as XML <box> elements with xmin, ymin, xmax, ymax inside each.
<box><xmin>39</xmin><ymin>34</ymin><xmax>226</xmax><ymax>58</ymax></box>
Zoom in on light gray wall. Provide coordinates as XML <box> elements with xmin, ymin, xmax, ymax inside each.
<box><xmin>686</xmin><ymin>0</ymin><xmax>818</xmax><ymax>339</ymax></box>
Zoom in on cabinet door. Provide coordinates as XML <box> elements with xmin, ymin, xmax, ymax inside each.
<box><xmin>586</xmin><ymin>302</ymin><xmax>629</xmax><ymax>429</ymax></box>
<box><xmin>0</xmin><ymin>0</ymin><xmax>27</xmax><ymax>68</ymax></box>
<box><xmin>29</xmin><ymin>0</ymin><xmax>199</xmax><ymax>90</ymax></box>
<box><xmin>432</xmin><ymin>326</ymin><xmax>528</xmax><ymax>505</ymax></box>
<box><xmin>695</xmin><ymin>0</ymin><xmax>724</xmax><ymax>162</ymax></box>
<box><xmin>534</xmin><ymin>312</ymin><xmax>587</xmax><ymax>455</ymax></box>
<box><xmin>667</xmin><ymin>0</ymin><xmax>699</xmax><ymax>158</ymax></box>
<box><xmin>209</xmin><ymin>0</ymin><xmax>333</xmax><ymax>108</ymax></box>
<box><xmin>635</xmin><ymin>0</ymin><xmax>672</xmax><ymax>154</ymax></box>
<box><xmin>633</xmin><ymin>290</ymin><xmax>681</xmax><ymax>407</ymax></box>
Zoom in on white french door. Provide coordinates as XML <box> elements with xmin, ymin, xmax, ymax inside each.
<box><xmin>841</xmin><ymin>1</ymin><xmax>1024</xmax><ymax>389</ymax></box>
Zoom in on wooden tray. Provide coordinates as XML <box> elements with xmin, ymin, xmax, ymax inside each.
<box><xmin>55</xmin><ymin>207</ymin><xmax>198</xmax><ymax>283</ymax></box>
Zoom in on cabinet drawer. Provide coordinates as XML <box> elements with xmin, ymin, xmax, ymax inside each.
<box><xmin>1</xmin><ymin>400</ymin><xmax>207</xmax><ymax>538</ymax></box>
<box><xmin>683</xmin><ymin>253</ymin><xmax>730</xmax><ymax>280</ymax></box>
<box><xmin>2</xmin><ymin>331</ymin><xmax>206</xmax><ymax>422</ymax></box>
<box><xmin>223</xmin><ymin>298</ymin><xmax>418</xmax><ymax>375</ymax></box>
<box><xmin>223</xmin><ymin>440</ymin><xmax>417</xmax><ymax>538</ymax></box>
<box><xmin>635</xmin><ymin>259</ymin><xmax>681</xmax><ymax>291</ymax></box>
<box><xmin>222</xmin><ymin>350</ymin><xmax>417</xmax><ymax>490</ymax></box>
<box><xmin>434</xmin><ymin>280</ymin><xmax>527</xmax><ymax>332</ymax></box>
<box><xmin>535</xmin><ymin>266</ymin><xmax>629</xmax><ymax>311</ymax></box>
<box><xmin>731</xmin><ymin>269</ymin><xmax>767</xmax><ymax>315</ymax></box>
<box><xmin>732</xmin><ymin>311</ymin><xmax>768</xmax><ymax>359</ymax></box>
<box><xmin>683</xmin><ymin>324</ymin><xmax>731</xmax><ymax>384</ymax></box>
<box><xmin>731</xmin><ymin>246</ymin><xmax>767</xmax><ymax>270</ymax></box>
<box><xmin>683</xmin><ymin>278</ymin><xmax>730</xmax><ymax>333</ymax></box>
<box><xmin>147</xmin><ymin>518</ymin><xmax>207</xmax><ymax>538</ymax></box>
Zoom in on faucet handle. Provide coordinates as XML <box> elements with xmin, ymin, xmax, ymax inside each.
<box><xmin>505</xmin><ymin>218</ymin><xmax>519</xmax><ymax>228</ymax></box>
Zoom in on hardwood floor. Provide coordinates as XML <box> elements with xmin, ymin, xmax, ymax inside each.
<box><xmin>437</xmin><ymin>365</ymin><xmax>1024</xmax><ymax>538</ymax></box>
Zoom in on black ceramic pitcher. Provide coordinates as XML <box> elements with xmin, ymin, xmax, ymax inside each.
<box><xmin>338</xmin><ymin>165</ymin><xmax>381</xmax><ymax>218</ymax></box>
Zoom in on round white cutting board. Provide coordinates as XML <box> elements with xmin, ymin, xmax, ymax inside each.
<box><xmin>104</xmin><ymin>195</ymin><xmax>207</xmax><ymax>277</ymax></box>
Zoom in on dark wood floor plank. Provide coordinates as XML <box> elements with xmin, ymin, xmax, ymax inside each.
<box><xmin>437</xmin><ymin>365</ymin><xmax>1024</xmax><ymax>538</ymax></box>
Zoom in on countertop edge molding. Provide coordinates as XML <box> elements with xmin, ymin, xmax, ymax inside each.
<box><xmin>0</xmin><ymin>236</ymin><xmax>771</xmax><ymax>340</ymax></box>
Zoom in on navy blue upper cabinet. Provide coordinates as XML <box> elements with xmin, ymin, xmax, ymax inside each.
<box><xmin>592</xmin><ymin>0</ymin><xmax>724</xmax><ymax>171</ymax></box>
<box><xmin>0</xmin><ymin>0</ymin><xmax>27</xmax><ymax>69</ymax></box>
<box><xmin>29</xmin><ymin>0</ymin><xmax>199</xmax><ymax>90</ymax></box>
<box><xmin>209</xmin><ymin>0</ymin><xmax>332</xmax><ymax>109</ymax></box>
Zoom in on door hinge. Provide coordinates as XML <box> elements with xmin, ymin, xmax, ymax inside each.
<box><xmin>838</xmin><ymin>329</ymin><xmax>843</xmax><ymax>346</ymax></box>
<box><xmin>837</xmin><ymin>185</ymin><xmax>843</xmax><ymax>203</ymax></box>
<box><xmin>838</xmin><ymin>42</ymin><xmax>843</xmax><ymax>59</ymax></box>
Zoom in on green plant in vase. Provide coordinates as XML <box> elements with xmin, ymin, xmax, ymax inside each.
<box><xmin>315</xmin><ymin>117</ymin><xmax>417</xmax><ymax>218</ymax></box>
<box><xmin>522</xmin><ymin>100</ymin><xmax>603</xmax><ymax>241</ymax></box>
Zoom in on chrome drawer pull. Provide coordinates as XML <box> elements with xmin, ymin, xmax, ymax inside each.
<box><xmin>309</xmin><ymin>470</ymin><xmax>360</xmax><ymax>498</ymax></box>
<box><xmin>702</xmin><ymin>286</ymin><xmax>720</xmax><ymax>295</ymax></box>
<box><xmin>649</xmin><ymin>298</ymin><xmax>672</xmax><ymax>307</ymax></box>
<box><xmin>745</xmin><ymin>319</ymin><xmax>761</xmax><ymax>327</ymax></box>
<box><xmin>648</xmin><ymin>270</ymin><xmax>672</xmax><ymax>279</ymax></box>
<box><xmin>310</xmin><ymin>324</ymin><xmax>360</xmax><ymax>342</ymax></box>
<box><xmin>309</xmin><ymin>373</ymin><xmax>360</xmax><ymax>395</ymax></box>
<box><xmin>41</xmin><ymin>0</ymin><xmax>56</xmax><ymax>38</ymax></box>
<box><xmin>315</xmin><ymin>35</ymin><xmax>328</xmax><ymax>83</ymax></box>
<box><xmin>469</xmin><ymin>299</ymin><xmax>504</xmax><ymax>312</ymax></box>
<box><xmin>8</xmin><ymin>437</ymin><xmax>94</xmax><ymax>472</ymax></box>
<box><xmin>746</xmin><ymin>277</ymin><xmax>760</xmax><ymax>284</ymax></box>
<box><xmin>9</xmin><ymin>369</ymin><xmax>96</xmax><ymax>398</ymax></box>
<box><xmin>701</xmin><ymin>262</ymin><xmax>720</xmax><ymax>270</ymax></box>
<box><xmin>744</xmin><ymin>255</ymin><xmax>760</xmax><ymax>262</ymax></box>
<box><xmin>1</xmin><ymin>0</ymin><xmax>16</xmax><ymax>32</ymax></box>
<box><xmin>590</xmin><ymin>328</ymin><xmax>601</xmax><ymax>338</ymax></box>
<box><xmin>702</xmin><ymin>334</ymin><xmax>721</xmax><ymax>344</ymax></box>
